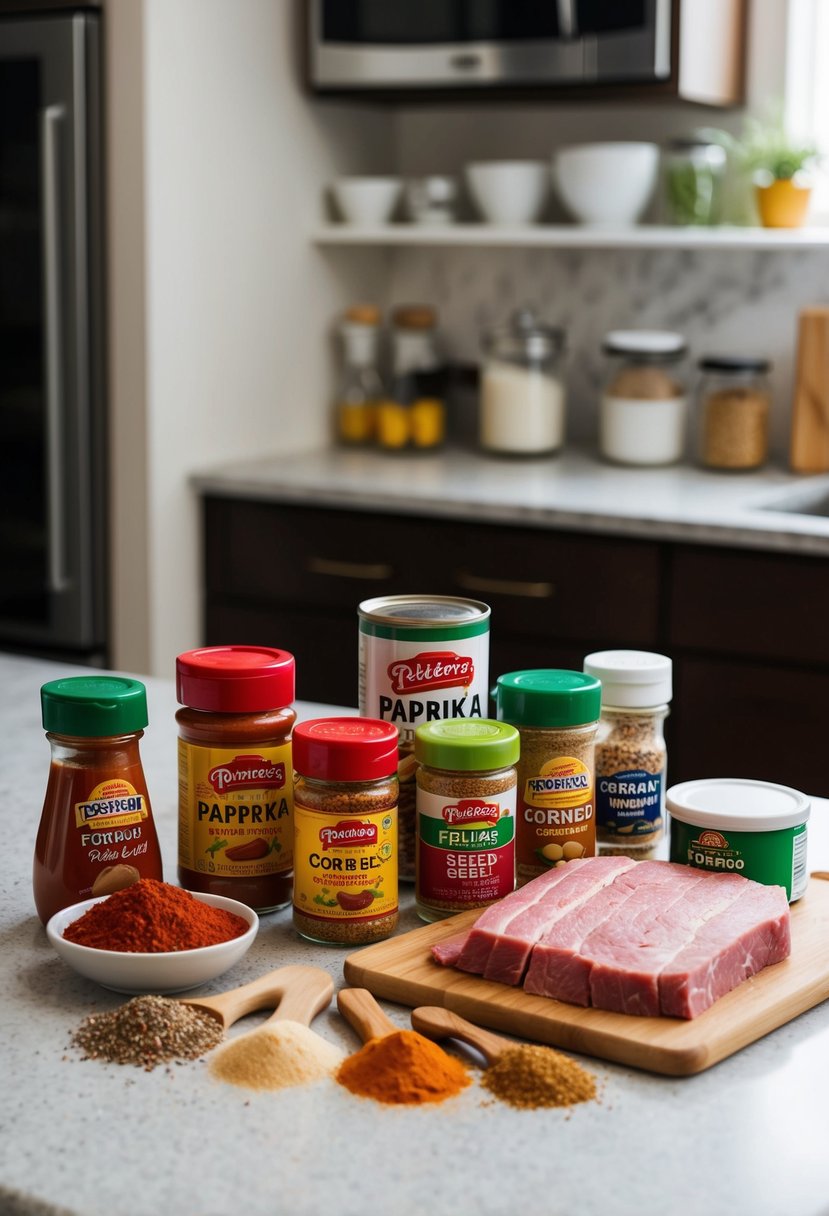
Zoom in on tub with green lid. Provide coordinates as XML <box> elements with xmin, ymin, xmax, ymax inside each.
<box><xmin>667</xmin><ymin>777</ymin><xmax>810</xmax><ymax>902</ymax></box>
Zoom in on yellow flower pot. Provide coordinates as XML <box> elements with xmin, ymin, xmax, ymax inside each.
<box><xmin>754</xmin><ymin>178</ymin><xmax>812</xmax><ymax>228</ymax></box>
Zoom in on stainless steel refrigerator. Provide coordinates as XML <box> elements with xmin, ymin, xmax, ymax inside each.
<box><xmin>0</xmin><ymin>9</ymin><xmax>106</xmax><ymax>664</ymax></box>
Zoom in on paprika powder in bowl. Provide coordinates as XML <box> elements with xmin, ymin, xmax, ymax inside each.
<box><xmin>46</xmin><ymin>885</ymin><xmax>258</xmax><ymax>995</ymax></box>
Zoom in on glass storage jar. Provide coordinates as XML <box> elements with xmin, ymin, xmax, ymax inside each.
<box><xmin>600</xmin><ymin>330</ymin><xmax>688</xmax><ymax>466</ymax></box>
<box><xmin>480</xmin><ymin>308</ymin><xmax>566</xmax><ymax>455</ymax></box>
<box><xmin>663</xmin><ymin>138</ymin><xmax>727</xmax><ymax>226</ymax></box>
<box><xmin>335</xmin><ymin>305</ymin><xmax>384</xmax><ymax>446</ymax></box>
<box><xmin>376</xmin><ymin>305</ymin><xmax>446</xmax><ymax>451</ymax></box>
<box><xmin>697</xmin><ymin>356</ymin><xmax>771</xmax><ymax>470</ymax></box>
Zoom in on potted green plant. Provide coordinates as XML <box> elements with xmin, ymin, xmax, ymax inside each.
<box><xmin>733</xmin><ymin>113</ymin><xmax>819</xmax><ymax>228</ymax></box>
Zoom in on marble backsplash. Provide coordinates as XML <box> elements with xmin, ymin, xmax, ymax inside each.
<box><xmin>388</xmin><ymin>246</ymin><xmax>829</xmax><ymax>461</ymax></box>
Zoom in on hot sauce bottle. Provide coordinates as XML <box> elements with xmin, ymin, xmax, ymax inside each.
<box><xmin>176</xmin><ymin>646</ymin><xmax>296</xmax><ymax>913</ymax></box>
<box><xmin>33</xmin><ymin>676</ymin><xmax>163</xmax><ymax>924</ymax></box>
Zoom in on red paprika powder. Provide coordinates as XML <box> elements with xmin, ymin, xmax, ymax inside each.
<box><xmin>63</xmin><ymin>878</ymin><xmax>249</xmax><ymax>952</ymax></box>
<box><xmin>176</xmin><ymin>646</ymin><xmax>296</xmax><ymax>912</ymax></box>
<box><xmin>33</xmin><ymin>677</ymin><xmax>163</xmax><ymax>924</ymax></box>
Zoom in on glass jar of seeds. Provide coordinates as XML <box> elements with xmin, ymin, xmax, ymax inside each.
<box><xmin>493</xmin><ymin>671</ymin><xmax>601</xmax><ymax>886</ymax></box>
<box><xmin>414</xmin><ymin>719</ymin><xmax>519</xmax><ymax>923</ymax></box>
<box><xmin>292</xmin><ymin>718</ymin><xmax>399</xmax><ymax>944</ymax></box>
<box><xmin>583</xmin><ymin>650</ymin><xmax>672</xmax><ymax>858</ymax></box>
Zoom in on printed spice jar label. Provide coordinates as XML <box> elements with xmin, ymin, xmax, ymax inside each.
<box><xmin>177</xmin><ymin>741</ymin><xmax>293</xmax><ymax>879</ymax></box>
<box><xmin>596</xmin><ymin>766</ymin><xmax>663</xmax><ymax>842</ymax></box>
<box><xmin>518</xmin><ymin>755</ymin><xmax>596</xmax><ymax>880</ymax></box>
<box><xmin>293</xmin><ymin>806</ymin><xmax>398</xmax><ymax>923</ymax></box>
<box><xmin>417</xmin><ymin>790</ymin><xmax>516</xmax><ymax>908</ymax></box>
<box><xmin>73</xmin><ymin>778</ymin><xmax>154</xmax><ymax>866</ymax></box>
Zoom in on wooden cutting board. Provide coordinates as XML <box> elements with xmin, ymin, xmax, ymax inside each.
<box><xmin>343</xmin><ymin>874</ymin><xmax>829</xmax><ymax>1076</ymax></box>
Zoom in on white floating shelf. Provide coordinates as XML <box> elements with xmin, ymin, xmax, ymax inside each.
<box><xmin>312</xmin><ymin>223</ymin><xmax>829</xmax><ymax>252</ymax></box>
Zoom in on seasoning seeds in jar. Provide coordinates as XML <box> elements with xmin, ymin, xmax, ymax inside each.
<box><xmin>358</xmin><ymin>595</ymin><xmax>491</xmax><ymax>883</ymax></box>
<box><xmin>292</xmin><ymin>718</ymin><xmax>399</xmax><ymax>944</ymax></box>
<box><xmin>414</xmin><ymin>718</ymin><xmax>519</xmax><ymax>922</ymax></box>
<box><xmin>493</xmin><ymin>670</ymin><xmax>601</xmax><ymax>886</ymax></box>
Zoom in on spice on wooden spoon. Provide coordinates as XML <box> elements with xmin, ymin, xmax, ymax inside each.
<box><xmin>207</xmin><ymin>965</ymin><xmax>342</xmax><ymax>1091</ymax></box>
<box><xmin>336</xmin><ymin>987</ymin><xmax>470</xmax><ymax>1105</ymax></box>
<box><xmin>411</xmin><ymin>1006</ymin><xmax>596</xmax><ymax>1109</ymax></box>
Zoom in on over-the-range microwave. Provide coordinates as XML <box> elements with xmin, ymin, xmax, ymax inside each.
<box><xmin>308</xmin><ymin>0</ymin><xmax>674</xmax><ymax>93</ymax></box>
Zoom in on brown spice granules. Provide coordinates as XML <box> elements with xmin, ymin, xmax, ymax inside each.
<box><xmin>482</xmin><ymin>1043</ymin><xmax>596</xmax><ymax>1109</ymax></box>
<box><xmin>71</xmin><ymin>994</ymin><xmax>224</xmax><ymax>1070</ymax></box>
<box><xmin>595</xmin><ymin>710</ymin><xmax>666</xmax><ymax>854</ymax></box>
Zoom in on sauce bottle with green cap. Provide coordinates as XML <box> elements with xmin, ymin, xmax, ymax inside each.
<box><xmin>493</xmin><ymin>670</ymin><xmax>601</xmax><ymax>886</ymax></box>
<box><xmin>414</xmin><ymin>718</ymin><xmax>520</xmax><ymax>922</ymax></box>
<box><xmin>33</xmin><ymin>676</ymin><xmax>163</xmax><ymax>924</ymax></box>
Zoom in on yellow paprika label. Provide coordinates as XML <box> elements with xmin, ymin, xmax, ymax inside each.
<box><xmin>74</xmin><ymin>779</ymin><xmax>148</xmax><ymax>829</ymax></box>
<box><xmin>293</xmin><ymin>804</ymin><xmax>398</xmax><ymax>923</ymax></box>
<box><xmin>177</xmin><ymin>740</ymin><xmax>293</xmax><ymax>878</ymax></box>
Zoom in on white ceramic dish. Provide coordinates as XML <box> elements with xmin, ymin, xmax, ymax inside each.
<box><xmin>554</xmin><ymin>142</ymin><xmax>659</xmax><ymax>226</ymax></box>
<box><xmin>465</xmin><ymin>160</ymin><xmax>549</xmax><ymax>225</ymax></box>
<box><xmin>331</xmin><ymin>176</ymin><xmax>402</xmax><ymax>225</ymax></box>
<box><xmin>46</xmin><ymin>891</ymin><xmax>259</xmax><ymax>994</ymax></box>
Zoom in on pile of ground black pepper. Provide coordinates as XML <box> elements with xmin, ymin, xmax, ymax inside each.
<box><xmin>482</xmin><ymin>1044</ymin><xmax>597</xmax><ymax>1110</ymax></box>
<box><xmin>71</xmin><ymin>995</ymin><xmax>224</xmax><ymax>1071</ymax></box>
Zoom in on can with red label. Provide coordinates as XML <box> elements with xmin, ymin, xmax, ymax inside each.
<box><xmin>358</xmin><ymin>595</ymin><xmax>491</xmax><ymax>881</ymax></box>
<box><xmin>414</xmin><ymin>718</ymin><xmax>519</xmax><ymax>923</ymax></box>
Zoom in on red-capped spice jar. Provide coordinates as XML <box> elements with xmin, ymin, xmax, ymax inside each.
<box><xmin>292</xmin><ymin>718</ymin><xmax>399</xmax><ymax>944</ymax></box>
<box><xmin>34</xmin><ymin>676</ymin><xmax>163</xmax><ymax>924</ymax></box>
<box><xmin>176</xmin><ymin>646</ymin><xmax>296</xmax><ymax>913</ymax></box>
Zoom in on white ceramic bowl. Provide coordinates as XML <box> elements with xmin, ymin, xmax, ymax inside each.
<box><xmin>553</xmin><ymin>142</ymin><xmax>659</xmax><ymax>226</ymax></box>
<box><xmin>465</xmin><ymin>161</ymin><xmax>549</xmax><ymax>225</ymax></box>
<box><xmin>331</xmin><ymin>176</ymin><xmax>402</xmax><ymax>225</ymax></box>
<box><xmin>46</xmin><ymin>892</ymin><xmax>259</xmax><ymax>994</ymax></box>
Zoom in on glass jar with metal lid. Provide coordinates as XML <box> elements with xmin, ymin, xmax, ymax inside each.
<box><xmin>376</xmin><ymin>305</ymin><xmax>446</xmax><ymax>451</ymax></box>
<box><xmin>480</xmin><ymin>308</ymin><xmax>567</xmax><ymax>455</ymax></box>
<box><xmin>697</xmin><ymin>355</ymin><xmax>771</xmax><ymax>470</ymax></box>
<box><xmin>600</xmin><ymin>330</ymin><xmax>688</xmax><ymax>466</ymax></box>
<box><xmin>414</xmin><ymin>718</ymin><xmax>520</xmax><ymax>922</ymax></box>
<box><xmin>493</xmin><ymin>670</ymin><xmax>601</xmax><ymax>886</ymax></box>
<box><xmin>664</xmin><ymin>138</ymin><xmax>727</xmax><ymax>226</ymax></box>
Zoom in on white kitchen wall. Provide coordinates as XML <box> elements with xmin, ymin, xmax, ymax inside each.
<box><xmin>107</xmin><ymin>0</ymin><xmax>394</xmax><ymax>675</ymax></box>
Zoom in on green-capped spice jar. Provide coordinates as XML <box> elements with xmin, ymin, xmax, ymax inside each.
<box><xmin>493</xmin><ymin>670</ymin><xmax>601</xmax><ymax>886</ymax></box>
<box><xmin>667</xmin><ymin>778</ymin><xmax>810</xmax><ymax>903</ymax></box>
<box><xmin>414</xmin><ymin>718</ymin><xmax>520</xmax><ymax>923</ymax></box>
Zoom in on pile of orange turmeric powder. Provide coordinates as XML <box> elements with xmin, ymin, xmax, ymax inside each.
<box><xmin>336</xmin><ymin>1029</ymin><xmax>469</xmax><ymax>1105</ymax></box>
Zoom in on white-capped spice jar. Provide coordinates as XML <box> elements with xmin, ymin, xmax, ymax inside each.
<box><xmin>599</xmin><ymin>331</ymin><xmax>688</xmax><ymax>466</ymax></box>
<box><xmin>583</xmin><ymin>650</ymin><xmax>672</xmax><ymax>858</ymax></box>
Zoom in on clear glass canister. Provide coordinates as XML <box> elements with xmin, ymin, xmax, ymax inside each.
<box><xmin>493</xmin><ymin>670</ymin><xmax>601</xmax><ymax>886</ymax></box>
<box><xmin>697</xmin><ymin>356</ymin><xmax>771</xmax><ymax>470</ymax></box>
<box><xmin>664</xmin><ymin>138</ymin><xmax>727</xmax><ymax>226</ymax></box>
<box><xmin>34</xmin><ymin>676</ymin><xmax>163</xmax><ymax>924</ymax></box>
<box><xmin>414</xmin><ymin>718</ymin><xmax>519</xmax><ymax>923</ymax></box>
<box><xmin>480</xmin><ymin>308</ymin><xmax>566</xmax><ymax>455</ymax></box>
<box><xmin>376</xmin><ymin>305</ymin><xmax>446</xmax><ymax>451</ymax></box>
<box><xmin>600</xmin><ymin>330</ymin><xmax>688</xmax><ymax>466</ymax></box>
<box><xmin>583</xmin><ymin>650</ymin><xmax>672</xmax><ymax>858</ymax></box>
<box><xmin>292</xmin><ymin>718</ymin><xmax>399</xmax><ymax>944</ymax></box>
<box><xmin>335</xmin><ymin>305</ymin><xmax>384</xmax><ymax>446</ymax></box>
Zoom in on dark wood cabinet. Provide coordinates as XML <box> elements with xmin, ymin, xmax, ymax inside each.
<box><xmin>202</xmin><ymin>496</ymin><xmax>828</xmax><ymax>796</ymax></box>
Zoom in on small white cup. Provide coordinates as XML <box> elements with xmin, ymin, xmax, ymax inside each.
<box><xmin>465</xmin><ymin>161</ymin><xmax>549</xmax><ymax>226</ymax></box>
<box><xmin>331</xmin><ymin>176</ymin><xmax>402</xmax><ymax>226</ymax></box>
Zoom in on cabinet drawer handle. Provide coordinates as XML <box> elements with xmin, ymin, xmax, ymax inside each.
<box><xmin>455</xmin><ymin>570</ymin><xmax>555</xmax><ymax>599</ymax></box>
<box><xmin>307</xmin><ymin>557</ymin><xmax>393</xmax><ymax>581</ymax></box>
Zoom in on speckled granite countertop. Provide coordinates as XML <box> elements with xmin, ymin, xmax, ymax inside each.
<box><xmin>3</xmin><ymin>652</ymin><xmax>829</xmax><ymax>1216</ymax></box>
<box><xmin>192</xmin><ymin>447</ymin><xmax>829</xmax><ymax>556</ymax></box>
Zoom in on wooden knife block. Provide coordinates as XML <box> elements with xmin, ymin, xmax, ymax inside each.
<box><xmin>790</xmin><ymin>307</ymin><xmax>829</xmax><ymax>473</ymax></box>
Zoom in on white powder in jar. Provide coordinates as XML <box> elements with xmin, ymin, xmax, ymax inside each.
<box><xmin>481</xmin><ymin>361</ymin><xmax>566</xmax><ymax>454</ymax></box>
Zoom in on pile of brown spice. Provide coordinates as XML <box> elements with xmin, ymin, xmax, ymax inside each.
<box><xmin>71</xmin><ymin>995</ymin><xmax>224</xmax><ymax>1070</ymax></box>
<box><xmin>482</xmin><ymin>1044</ymin><xmax>596</xmax><ymax>1110</ymax></box>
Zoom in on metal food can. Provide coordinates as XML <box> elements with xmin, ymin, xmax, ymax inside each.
<box><xmin>358</xmin><ymin>595</ymin><xmax>491</xmax><ymax>880</ymax></box>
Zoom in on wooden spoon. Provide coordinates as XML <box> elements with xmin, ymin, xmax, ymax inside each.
<box><xmin>411</xmin><ymin>1006</ymin><xmax>513</xmax><ymax>1065</ymax></box>
<box><xmin>180</xmin><ymin>964</ymin><xmax>334</xmax><ymax>1030</ymax></box>
<box><xmin>337</xmin><ymin>986</ymin><xmax>399</xmax><ymax>1042</ymax></box>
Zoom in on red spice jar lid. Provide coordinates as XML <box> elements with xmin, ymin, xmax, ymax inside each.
<box><xmin>176</xmin><ymin>646</ymin><xmax>295</xmax><ymax>712</ymax></box>
<box><xmin>293</xmin><ymin>718</ymin><xmax>399</xmax><ymax>782</ymax></box>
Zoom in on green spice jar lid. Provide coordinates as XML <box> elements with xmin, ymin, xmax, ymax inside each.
<box><xmin>414</xmin><ymin>718</ymin><xmax>520</xmax><ymax>771</ymax></box>
<box><xmin>493</xmin><ymin>670</ymin><xmax>601</xmax><ymax>729</ymax></box>
<box><xmin>41</xmin><ymin>676</ymin><xmax>149</xmax><ymax>737</ymax></box>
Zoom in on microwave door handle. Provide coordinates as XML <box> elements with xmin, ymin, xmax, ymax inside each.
<box><xmin>557</xmin><ymin>0</ymin><xmax>577</xmax><ymax>38</ymax></box>
<box><xmin>41</xmin><ymin>104</ymin><xmax>70</xmax><ymax>594</ymax></box>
